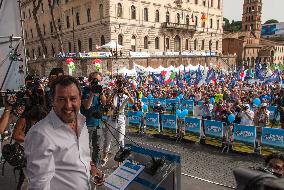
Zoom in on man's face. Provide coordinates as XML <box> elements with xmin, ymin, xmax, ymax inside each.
<box><xmin>53</xmin><ymin>83</ymin><xmax>81</xmax><ymax>124</ymax></box>
<box><xmin>267</xmin><ymin>158</ymin><xmax>284</xmax><ymax>177</ymax></box>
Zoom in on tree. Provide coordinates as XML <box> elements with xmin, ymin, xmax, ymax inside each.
<box><xmin>223</xmin><ymin>17</ymin><xmax>230</xmax><ymax>31</ymax></box>
<box><xmin>264</xmin><ymin>19</ymin><xmax>279</xmax><ymax>24</ymax></box>
<box><xmin>48</xmin><ymin>0</ymin><xmax>64</xmax><ymax>54</ymax></box>
<box><xmin>32</xmin><ymin>0</ymin><xmax>47</xmax><ymax>57</ymax></box>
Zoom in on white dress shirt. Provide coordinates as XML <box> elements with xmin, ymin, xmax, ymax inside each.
<box><xmin>25</xmin><ymin>109</ymin><xmax>91</xmax><ymax>190</ymax></box>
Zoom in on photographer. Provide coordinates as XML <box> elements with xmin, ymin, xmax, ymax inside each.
<box><xmin>81</xmin><ymin>71</ymin><xmax>106</xmax><ymax>167</ymax></box>
<box><xmin>101</xmin><ymin>75</ymin><xmax>134</xmax><ymax>164</ymax></box>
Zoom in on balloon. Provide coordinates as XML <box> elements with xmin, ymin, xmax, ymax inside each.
<box><xmin>161</xmin><ymin>70</ymin><xmax>167</xmax><ymax>76</ymax></box>
<box><xmin>253</xmin><ymin>98</ymin><xmax>261</xmax><ymax>107</ymax></box>
<box><xmin>176</xmin><ymin>109</ymin><xmax>181</xmax><ymax>116</ymax></box>
<box><xmin>170</xmin><ymin>81</ymin><xmax>175</xmax><ymax>86</ymax></box>
<box><xmin>170</xmin><ymin>72</ymin><xmax>176</xmax><ymax>79</ymax></box>
<box><xmin>210</xmin><ymin>97</ymin><xmax>215</xmax><ymax>104</ymax></box>
<box><xmin>142</xmin><ymin>104</ymin><xmax>148</xmax><ymax>111</ymax></box>
<box><xmin>179</xmin><ymin>94</ymin><xmax>184</xmax><ymax>99</ymax></box>
<box><xmin>66</xmin><ymin>58</ymin><xmax>74</xmax><ymax>65</ymax></box>
<box><xmin>176</xmin><ymin>97</ymin><xmax>180</xmax><ymax>101</ymax></box>
<box><xmin>148</xmin><ymin>94</ymin><xmax>153</xmax><ymax>99</ymax></box>
<box><xmin>182</xmin><ymin>109</ymin><xmax>188</xmax><ymax>116</ymax></box>
<box><xmin>228</xmin><ymin>114</ymin><xmax>235</xmax><ymax>123</ymax></box>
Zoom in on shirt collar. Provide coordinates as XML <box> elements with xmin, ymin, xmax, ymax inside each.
<box><xmin>49</xmin><ymin>109</ymin><xmax>86</xmax><ymax>131</ymax></box>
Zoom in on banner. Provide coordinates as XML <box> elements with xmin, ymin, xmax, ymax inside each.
<box><xmin>261</xmin><ymin>127</ymin><xmax>284</xmax><ymax>156</ymax></box>
<box><xmin>204</xmin><ymin>120</ymin><xmax>223</xmax><ymax>147</ymax></box>
<box><xmin>165</xmin><ymin>99</ymin><xmax>179</xmax><ymax>113</ymax></box>
<box><xmin>161</xmin><ymin>114</ymin><xmax>177</xmax><ymax>135</ymax></box>
<box><xmin>145</xmin><ymin>112</ymin><xmax>160</xmax><ymax>133</ymax></box>
<box><xmin>267</xmin><ymin>106</ymin><xmax>280</xmax><ymax>121</ymax></box>
<box><xmin>79</xmin><ymin>52</ymin><xmax>112</xmax><ymax>58</ymax></box>
<box><xmin>180</xmin><ymin>99</ymin><xmax>194</xmax><ymax>115</ymax></box>
<box><xmin>128</xmin><ymin>111</ymin><xmax>143</xmax><ymax>130</ymax></box>
<box><xmin>233</xmin><ymin>124</ymin><xmax>256</xmax><ymax>153</ymax></box>
<box><xmin>184</xmin><ymin>117</ymin><xmax>201</xmax><ymax>142</ymax></box>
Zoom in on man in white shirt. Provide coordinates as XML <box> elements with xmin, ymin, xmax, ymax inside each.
<box><xmin>240</xmin><ymin>104</ymin><xmax>254</xmax><ymax>126</ymax></box>
<box><xmin>25</xmin><ymin>75</ymin><xmax>102</xmax><ymax>190</ymax></box>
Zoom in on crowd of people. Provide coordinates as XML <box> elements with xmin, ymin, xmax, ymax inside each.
<box><xmin>0</xmin><ymin>66</ymin><xmax>283</xmax><ymax>190</ymax></box>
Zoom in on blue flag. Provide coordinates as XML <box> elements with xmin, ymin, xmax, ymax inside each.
<box><xmin>196</xmin><ymin>65</ymin><xmax>203</xmax><ymax>83</ymax></box>
<box><xmin>255</xmin><ymin>62</ymin><xmax>265</xmax><ymax>81</ymax></box>
<box><xmin>205</xmin><ymin>68</ymin><xmax>216</xmax><ymax>84</ymax></box>
<box><xmin>265</xmin><ymin>69</ymin><xmax>281</xmax><ymax>84</ymax></box>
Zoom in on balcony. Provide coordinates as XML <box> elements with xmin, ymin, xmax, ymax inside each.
<box><xmin>161</xmin><ymin>22</ymin><xmax>196</xmax><ymax>32</ymax></box>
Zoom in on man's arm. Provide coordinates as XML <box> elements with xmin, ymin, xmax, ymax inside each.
<box><xmin>25</xmin><ymin>130</ymin><xmax>55</xmax><ymax>190</ymax></box>
<box><xmin>0</xmin><ymin>107</ymin><xmax>12</xmax><ymax>134</ymax></box>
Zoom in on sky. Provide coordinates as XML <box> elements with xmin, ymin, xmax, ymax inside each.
<box><xmin>223</xmin><ymin>0</ymin><xmax>284</xmax><ymax>23</ymax></box>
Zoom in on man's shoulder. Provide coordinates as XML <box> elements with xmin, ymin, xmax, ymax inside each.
<box><xmin>27</xmin><ymin>114</ymin><xmax>53</xmax><ymax>137</ymax></box>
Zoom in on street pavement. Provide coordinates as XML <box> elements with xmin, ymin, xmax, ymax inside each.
<box><xmin>0</xmin><ymin>131</ymin><xmax>264</xmax><ymax>190</ymax></box>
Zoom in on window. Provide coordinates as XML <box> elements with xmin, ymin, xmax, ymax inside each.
<box><xmin>201</xmin><ymin>39</ymin><xmax>205</xmax><ymax>50</ymax></box>
<box><xmin>88</xmin><ymin>38</ymin><xmax>93</xmax><ymax>51</ymax></box>
<box><xmin>78</xmin><ymin>39</ymin><xmax>82</xmax><ymax>52</ymax></box>
<box><xmin>165</xmin><ymin>38</ymin><xmax>170</xmax><ymax>50</ymax></box>
<box><xmin>23</xmin><ymin>11</ymin><xmax>26</xmax><ymax>19</ymax></box>
<box><xmin>25</xmin><ymin>30</ymin><xmax>28</xmax><ymax>39</ymax></box>
<box><xmin>58</xmin><ymin>19</ymin><xmax>61</xmax><ymax>30</ymax></box>
<box><xmin>76</xmin><ymin>12</ymin><xmax>80</xmax><ymax>25</ymax></box>
<box><xmin>118</xmin><ymin>34</ymin><xmax>123</xmax><ymax>45</ymax></box>
<box><xmin>217</xmin><ymin>19</ymin><xmax>220</xmax><ymax>30</ymax></box>
<box><xmin>177</xmin><ymin>13</ymin><xmax>180</xmax><ymax>24</ymax></box>
<box><xmin>209</xmin><ymin>40</ymin><xmax>212</xmax><ymax>50</ymax></box>
<box><xmin>32</xmin><ymin>49</ymin><xmax>35</xmax><ymax>59</ymax></box>
<box><xmin>194</xmin><ymin>39</ymin><xmax>197</xmax><ymax>50</ymax></box>
<box><xmin>195</xmin><ymin>0</ymin><xmax>198</xmax><ymax>4</ymax></box>
<box><xmin>185</xmin><ymin>39</ymin><xmax>189</xmax><ymax>50</ymax></box>
<box><xmin>51</xmin><ymin>45</ymin><xmax>55</xmax><ymax>56</ymax></box>
<box><xmin>131</xmin><ymin>5</ymin><xmax>136</xmax><ymax>19</ymax></box>
<box><xmin>217</xmin><ymin>0</ymin><xmax>220</xmax><ymax>9</ymax></box>
<box><xmin>30</xmin><ymin>29</ymin><xmax>33</xmax><ymax>38</ymax></box>
<box><xmin>101</xmin><ymin>35</ymin><xmax>105</xmax><ymax>46</ymax></box>
<box><xmin>195</xmin><ymin>16</ymin><xmax>198</xmax><ymax>26</ymax></box>
<box><xmin>50</xmin><ymin>21</ymin><xmax>53</xmax><ymax>33</ymax></box>
<box><xmin>211</xmin><ymin>0</ymin><xmax>214</xmax><ymax>7</ymax></box>
<box><xmin>26</xmin><ymin>49</ymin><xmax>29</xmax><ymax>58</ymax></box>
<box><xmin>38</xmin><ymin>47</ymin><xmax>42</xmax><ymax>57</ymax></box>
<box><xmin>131</xmin><ymin>35</ymin><xmax>136</xmax><ymax>51</ymax></box>
<box><xmin>216</xmin><ymin>40</ymin><xmax>219</xmax><ymax>50</ymax></box>
<box><xmin>66</xmin><ymin>16</ymin><xmax>70</xmax><ymax>28</ymax></box>
<box><xmin>117</xmin><ymin>3</ymin><xmax>123</xmax><ymax>18</ymax></box>
<box><xmin>203</xmin><ymin>0</ymin><xmax>206</xmax><ymax>6</ymax></box>
<box><xmin>210</xmin><ymin>18</ymin><xmax>213</xmax><ymax>28</ymax></box>
<box><xmin>186</xmin><ymin>15</ymin><xmax>190</xmax><ymax>25</ymax></box>
<box><xmin>174</xmin><ymin>35</ymin><xmax>181</xmax><ymax>52</ymax></box>
<box><xmin>68</xmin><ymin>42</ymin><xmax>72</xmax><ymax>52</ymax></box>
<box><xmin>144</xmin><ymin>8</ymin><xmax>148</xmax><ymax>21</ymax></box>
<box><xmin>166</xmin><ymin>11</ymin><xmax>170</xmax><ymax>23</ymax></box>
<box><xmin>155</xmin><ymin>37</ymin><xmax>159</xmax><ymax>49</ymax></box>
<box><xmin>43</xmin><ymin>24</ymin><xmax>46</xmax><ymax>35</ymax></box>
<box><xmin>99</xmin><ymin>4</ymin><xmax>104</xmax><ymax>19</ymax></box>
<box><xmin>155</xmin><ymin>10</ymin><xmax>159</xmax><ymax>22</ymax></box>
<box><xmin>29</xmin><ymin>9</ymin><xmax>31</xmax><ymax>18</ymax></box>
<box><xmin>87</xmin><ymin>8</ymin><xmax>91</xmax><ymax>22</ymax></box>
<box><xmin>144</xmin><ymin>36</ymin><xmax>149</xmax><ymax>49</ymax></box>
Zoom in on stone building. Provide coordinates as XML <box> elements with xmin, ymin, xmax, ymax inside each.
<box><xmin>222</xmin><ymin>0</ymin><xmax>284</xmax><ymax>68</ymax></box>
<box><xmin>21</xmin><ymin>0</ymin><xmax>223</xmax><ymax>60</ymax></box>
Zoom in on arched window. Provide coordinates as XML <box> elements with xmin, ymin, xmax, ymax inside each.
<box><xmin>201</xmin><ymin>39</ymin><xmax>205</xmax><ymax>50</ymax></box>
<box><xmin>165</xmin><ymin>38</ymin><xmax>170</xmax><ymax>50</ymax></box>
<box><xmin>117</xmin><ymin>3</ymin><xmax>123</xmax><ymax>18</ymax></box>
<box><xmin>78</xmin><ymin>39</ymin><xmax>82</xmax><ymax>52</ymax></box>
<box><xmin>195</xmin><ymin>16</ymin><xmax>198</xmax><ymax>26</ymax></box>
<box><xmin>144</xmin><ymin>8</ymin><xmax>148</xmax><ymax>21</ymax></box>
<box><xmin>118</xmin><ymin>34</ymin><xmax>123</xmax><ymax>45</ymax></box>
<box><xmin>76</xmin><ymin>12</ymin><xmax>80</xmax><ymax>25</ymax></box>
<box><xmin>185</xmin><ymin>39</ymin><xmax>189</xmax><ymax>50</ymax></box>
<box><xmin>216</xmin><ymin>40</ymin><xmax>219</xmax><ymax>50</ymax></box>
<box><xmin>131</xmin><ymin>35</ymin><xmax>136</xmax><ymax>51</ymax></box>
<box><xmin>88</xmin><ymin>38</ymin><xmax>93</xmax><ymax>51</ymax></box>
<box><xmin>68</xmin><ymin>42</ymin><xmax>72</xmax><ymax>52</ymax></box>
<box><xmin>186</xmin><ymin>15</ymin><xmax>190</xmax><ymax>25</ymax></box>
<box><xmin>155</xmin><ymin>37</ymin><xmax>159</xmax><ymax>49</ymax></box>
<box><xmin>101</xmin><ymin>35</ymin><xmax>105</xmax><ymax>46</ymax></box>
<box><xmin>194</xmin><ymin>39</ymin><xmax>198</xmax><ymax>50</ymax></box>
<box><xmin>51</xmin><ymin>45</ymin><xmax>55</xmax><ymax>56</ymax></box>
<box><xmin>131</xmin><ymin>5</ymin><xmax>136</xmax><ymax>19</ymax></box>
<box><xmin>144</xmin><ymin>36</ymin><xmax>149</xmax><ymax>49</ymax></box>
<box><xmin>209</xmin><ymin>40</ymin><xmax>212</xmax><ymax>51</ymax></box>
<box><xmin>155</xmin><ymin>10</ymin><xmax>159</xmax><ymax>22</ymax></box>
<box><xmin>38</xmin><ymin>46</ymin><xmax>42</xmax><ymax>57</ymax></box>
<box><xmin>87</xmin><ymin>8</ymin><xmax>91</xmax><ymax>22</ymax></box>
<box><xmin>66</xmin><ymin>15</ymin><xmax>70</xmax><ymax>28</ymax></box>
<box><xmin>177</xmin><ymin>13</ymin><xmax>180</xmax><ymax>24</ymax></box>
<box><xmin>99</xmin><ymin>4</ymin><xmax>104</xmax><ymax>19</ymax></box>
<box><xmin>174</xmin><ymin>35</ymin><xmax>181</xmax><ymax>51</ymax></box>
<box><xmin>166</xmin><ymin>11</ymin><xmax>170</xmax><ymax>23</ymax></box>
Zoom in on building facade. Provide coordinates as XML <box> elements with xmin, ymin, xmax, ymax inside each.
<box><xmin>21</xmin><ymin>0</ymin><xmax>223</xmax><ymax>60</ymax></box>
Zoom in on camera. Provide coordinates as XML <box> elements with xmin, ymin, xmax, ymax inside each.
<box><xmin>90</xmin><ymin>78</ymin><xmax>103</xmax><ymax>94</ymax></box>
<box><xmin>115</xmin><ymin>76</ymin><xmax>127</xmax><ymax>94</ymax></box>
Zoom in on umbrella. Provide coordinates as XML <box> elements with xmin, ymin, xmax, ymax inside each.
<box><xmin>101</xmin><ymin>40</ymin><xmax>123</xmax><ymax>49</ymax></box>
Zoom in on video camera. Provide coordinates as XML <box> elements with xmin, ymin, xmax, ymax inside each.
<box><xmin>90</xmin><ymin>78</ymin><xmax>103</xmax><ymax>94</ymax></box>
<box><xmin>234</xmin><ymin>167</ymin><xmax>284</xmax><ymax>190</ymax></box>
<box><xmin>114</xmin><ymin>76</ymin><xmax>127</xmax><ymax>94</ymax></box>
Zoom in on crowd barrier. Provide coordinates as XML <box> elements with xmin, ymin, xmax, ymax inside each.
<box><xmin>127</xmin><ymin>110</ymin><xmax>284</xmax><ymax>156</ymax></box>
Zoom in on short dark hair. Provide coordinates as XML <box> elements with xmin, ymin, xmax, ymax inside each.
<box><xmin>49</xmin><ymin>67</ymin><xmax>64</xmax><ymax>77</ymax></box>
<box><xmin>50</xmin><ymin>75</ymin><xmax>82</xmax><ymax>100</ymax></box>
<box><xmin>88</xmin><ymin>71</ymin><xmax>102</xmax><ymax>82</ymax></box>
<box><xmin>265</xmin><ymin>153</ymin><xmax>284</xmax><ymax>166</ymax></box>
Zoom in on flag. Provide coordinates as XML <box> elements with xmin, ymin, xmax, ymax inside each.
<box><xmin>255</xmin><ymin>61</ymin><xmax>265</xmax><ymax>81</ymax></box>
<box><xmin>205</xmin><ymin>68</ymin><xmax>216</xmax><ymax>84</ymax></box>
<box><xmin>265</xmin><ymin>69</ymin><xmax>281</xmax><ymax>84</ymax></box>
<box><xmin>196</xmin><ymin>65</ymin><xmax>203</xmax><ymax>83</ymax></box>
<box><xmin>237</xmin><ymin>66</ymin><xmax>245</xmax><ymax>81</ymax></box>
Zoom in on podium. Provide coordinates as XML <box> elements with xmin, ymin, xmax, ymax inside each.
<box><xmin>105</xmin><ymin>143</ymin><xmax>181</xmax><ymax>190</ymax></box>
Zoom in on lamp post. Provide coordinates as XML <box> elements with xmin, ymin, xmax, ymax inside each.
<box><xmin>114</xmin><ymin>24</ymin><xmax>121</xmax><ymax>59</ymax></box>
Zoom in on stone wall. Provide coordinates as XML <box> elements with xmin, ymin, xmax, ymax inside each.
<box><xmin>27</xmin><ymin>56</ymin><xmax>237</xmax><ymax>77</ymax></box>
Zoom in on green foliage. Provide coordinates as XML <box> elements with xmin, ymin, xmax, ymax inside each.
<box><xmin>264</xmin><ymin>19</ymin><xmax>279</xmax><ymax>24</ymax></box>
<box><xmin>223</xmin><ymin>18</ymin><xmax>242</xmax><ymax>32</ymax></box>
